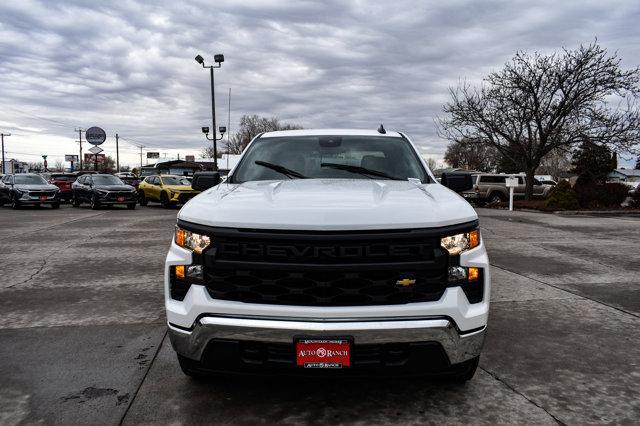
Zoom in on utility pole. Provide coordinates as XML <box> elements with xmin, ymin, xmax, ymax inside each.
<box><xmin>1</xmin><ymin>133</ymin><xmax>10</xmax><ymax>174</ymax></box>
<box><xmin>75</xmin><ymin>128</ymin><xmax>84</xmax><ymax>170</ymax></box>
<box><xmin>115</xmin><ymin>133</ymin><xmax>120</xmax><ymax>173</ymax></box>
<box><xmin>139</xmin><ymin>145</ymin><xmax>144</xmax><ymax>171</ymax></box>
<box><xmin>227</xmin><ymin>87</ymin><xmax>231</xmax><ymax>170</ymax></box>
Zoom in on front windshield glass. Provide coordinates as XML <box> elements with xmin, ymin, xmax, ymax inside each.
<box><xmin>15</xmin><ymin>175</ymin><xmax>47</xmax><ymax>185</ymax></box>
<box><xmin>161</xmin><ymin>176</ymin><xmax>191</xmax><ymax>185</ymax></box>
<box><xmin>231</xmin><ymin>136</ymin><xmax>429</xmax><ymax>183</ymax></box>
<box><xmin>92</xmin><ymin>175</ymin><xmax>124</xmax><ymax>185</ymax></box>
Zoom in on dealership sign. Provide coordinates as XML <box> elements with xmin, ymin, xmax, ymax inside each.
<box><xmin>85</xmin><ymin>127</ymin><xmax>106</xmax><ymax>145</ymax></box>
<box><xmin>84</xmin><ymin>153</ymin><xmax>106</xmax><ymax>164</ymax></box>
<box><xmin>65</xmin><ymin>154</ymin><xmax>79</xmax><ymax>162</ymax></box>
<box><xmin>88</xmin><ymin>146</ymin><xmax>104</xmax><ymax>155</ymax></box>
<box><xmin>146</xmin><ymin>152</ymin><xmax>160</xmax><ymax>159</ymax></box>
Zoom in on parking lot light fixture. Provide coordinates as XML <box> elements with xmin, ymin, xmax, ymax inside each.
<box><xmin>195</xmin><ymin>53</ymin><xmax>225</xmax><ymax>170</ymax></box>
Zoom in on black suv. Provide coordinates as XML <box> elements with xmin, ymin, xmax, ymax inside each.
<box><xmin>72</xmin><ymin>174</ymin><xmax>137</xmax><ymax>210</ymax></box>
<box><xmin>0</xmin><ymin>174</ymin><xmax>61</xmax><ymax>209</ymax></box>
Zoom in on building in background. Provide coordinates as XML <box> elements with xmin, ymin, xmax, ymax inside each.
<box><xmin>2</xmin><ymin>159</ymin><xmax>28</xmax><ymax>174</ymax></box>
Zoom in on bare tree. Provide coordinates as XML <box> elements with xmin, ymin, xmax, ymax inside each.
<box><xmin>202</xmin><ymin>114</ymin><xmax>303</xmax><ymax>157</ymax></box>
<box><xmin>438</xmin><ymin>42</ymin><xmax>640</xmax><ymax>199</ymax></box>
<box><xmin>444</xmin><ymin>138</ymin><xmax>500</xmax><ymax>172</ymax></box>
<box><xmin>536</xmin><ymin>148</ymin><xmax>572</xmax><ymax>179</ymax></box>
<box><xmin>53</xmin><ymin>160</ymin><xmax>65</xmax><ymax>171</ymax></box>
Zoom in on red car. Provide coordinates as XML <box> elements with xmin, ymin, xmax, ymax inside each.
<box><xmin>119</xmin><ymin>176</ymin><xmax>141</xmax><ymax>190</ymax></box>
<box><xmin>48</xmin><ymin>173</ymin><xmax>77</xmax><ymax>202</ymax></box>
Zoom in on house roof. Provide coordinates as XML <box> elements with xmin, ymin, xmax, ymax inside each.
<box><xmin>611</xmin><ymin>168</ymin><xmax>640</xmax><ymax>177</ymax></box>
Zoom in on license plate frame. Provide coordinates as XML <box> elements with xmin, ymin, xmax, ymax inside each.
<box><xmin>295</xmin><ymin>337</ymin><xmax>352</xmax><ymax>369</ymax></box>
<box><xmin>117</xmin><ymin>196</ymin><xmax>125</xmax><ymax>202</ymax></box>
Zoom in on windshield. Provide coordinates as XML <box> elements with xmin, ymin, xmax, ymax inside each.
<box><xmin>161</xmin><ymin>176</ymin><xmax>191</xmax><ymax>185</ymax></box>
<box><xmin>231</xmin><ymin>136</ymin><xmax>430</xmax><ymax>183</ymax></box>
<box><xmin>92</xmin><ymin>175</ymin><xmax>124</xmax><ymax>185</ymax></box>
<box><xmin>15</xmin><ymin>175</ymin><xmax>47</xmax><ymax>185</ymax></box>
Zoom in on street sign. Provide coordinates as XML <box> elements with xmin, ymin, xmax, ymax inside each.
<box><xmin>146</xmin><ymin>152</ymin><xmax>160</xmax><ymax>159</ymax></box>
<box><xmin>86</xmin><ymin>127</ymin><xmax>106</xmax><ymax>145</ymax></box>
<box><xmin>65</xmin><ymin>154</ymin><xmax>79</xmax><ymax>162</ymax></box>
<box><xmin>88</xmin><ymin>146</ymin><xmax>104</xmax><ymax>155</ymax></box>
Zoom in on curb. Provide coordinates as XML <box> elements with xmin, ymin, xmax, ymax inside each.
<box><xmin>553</xmin><ymin>210</ymin><xmax>640</xmax><ymax>216</ymax></box>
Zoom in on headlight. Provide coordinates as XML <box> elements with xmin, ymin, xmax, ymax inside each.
<box><xmin>441</xmin><ymin>229</ymin><xmax>480</xmax><ymax>255</ymax></box>
<box><xmin>175</xmin><ymin>226</ymin><xmax>210</xmax><ymax>254</ymax></box>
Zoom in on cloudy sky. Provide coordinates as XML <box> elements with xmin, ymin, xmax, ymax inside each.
<box><xmin>1</xmin><ymin>0</ymin><xmax>639</xmax><ymax>169</ymax></box>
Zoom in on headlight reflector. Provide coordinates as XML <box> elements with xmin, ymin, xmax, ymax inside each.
<box><xmin>175</xmin><ymin>226</ymin><xmax>210</xmax><ymax>254</ymax></box>
<box><xmin>441</xmin><ymin>229</ymin><xmax>480</xmax><ymax>255</ymax></box>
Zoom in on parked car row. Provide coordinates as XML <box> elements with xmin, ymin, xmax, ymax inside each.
<box><xmin>0</xmin><ymin>172</ymin><xmax>202</xmax><ymax>210</ymax></box>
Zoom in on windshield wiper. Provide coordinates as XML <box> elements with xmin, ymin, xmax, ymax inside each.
<box><xmin>320</xmin><ymin>163</ymin><xmax>402</xmax><ymax>180</ymax></box>
<box><xmin>254</xmin><ymin>161</ymin><xmax>307</xmax><ymax>179</ymax></box>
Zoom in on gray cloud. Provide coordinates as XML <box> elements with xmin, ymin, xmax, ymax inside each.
<box><xmin>0</xmin><ymin>0</ymin><xmax>639</xmax><ymax>166</ymax></box>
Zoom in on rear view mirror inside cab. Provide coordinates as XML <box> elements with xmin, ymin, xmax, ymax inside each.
<box><xmin>319</xmin><ymin>136</ymin><xmax>342</xmax><ymax>147</ymax></box>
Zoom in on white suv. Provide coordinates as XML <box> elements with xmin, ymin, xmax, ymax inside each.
<box><xmin>165</xmin><ymin>129</ymin><xmax>490</xmax><ymax>380</ymax></box>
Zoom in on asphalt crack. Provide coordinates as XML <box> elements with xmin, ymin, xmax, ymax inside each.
<box><xmin>490</xmin><ymin>264</ymin><xmax>640</xmax><ymax>320</ymax></box>
<box><xmin>118</xmin><ymin>329</ymin><xmax>168</xmax><ymax>425</ymax></box>
<box><xmin>480</xmin><ymin>367</ymin><xmax>566</xmax><ymax>425</ymax></box>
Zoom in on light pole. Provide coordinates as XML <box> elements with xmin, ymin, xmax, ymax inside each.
<box><xmin>1</xmin><ymin>133</ymin><xmax>10</xmax><ymax>174</ymax></box>
<box><xmin>195</xmin><ymin>53</ymin><xmax>224</xmax><ymax>170</ymax></box>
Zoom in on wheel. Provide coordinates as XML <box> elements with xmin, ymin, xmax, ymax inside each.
<box><xmin>138</xmin><ymin>190</ymin><xmax>147</xmax><ymax>206</ymax></box>
<box><xmin>449</xmin><ymin>356</ymin><xmax>479</xmax><ymax>383</ymax></box>
<box><xmin>51</xmin><ymin>202</ymin><xmax>60</xmax><ymax>209</ymax></box>
<box><xmin>177</xmin><ymin>354</ymin><xmax>207</xmax><ymax>378</ymax></box>
<box><xmin>487</xmin><ymin>192</ymin><xmax>505</xmax><ymax>205</ymax></box>
<box><xmin>90</xmin><ymin>194</ymin><xmax>100</xmax><ymax>210</ymax></box>
<box><xmin>10</xmin><ymin>194</ymin><xmax>21</xmax><ymax>209</ymax></box>
<box><xmin>127</xmin><ymin>203</ymin><xmax>136</xmax><ymax>210</ymax></box>
<box><xmin>72</xmin><ymin>195</ymin><xmax>80</xmax><ymax>207</ymax></box>
<box><xmin>160</xmin><ymin>192</ymin><xmax>172</xmax><ymax>209</ymax></box>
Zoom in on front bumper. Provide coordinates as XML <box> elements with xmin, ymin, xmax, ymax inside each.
<box><xmin>17</xmin><ymin>193</ymin><xmax>59</xmax><ymax>204</ymax></box>
<box><xmin>169</xmin><ymin>316</ymin><xmax>485</xmax><ymax>365</ymax></box>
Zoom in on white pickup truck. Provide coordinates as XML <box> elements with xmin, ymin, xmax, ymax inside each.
<box><xmin>165</xmin><ymin>128</ymin><xmax>490</xmax><ymax>380</ymax></box>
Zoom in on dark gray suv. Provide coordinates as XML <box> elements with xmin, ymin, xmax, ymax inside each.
<box><xmin>0</xmin><ymin>174</ymin><xmax>60</xmax><ymax>209</ymax></box>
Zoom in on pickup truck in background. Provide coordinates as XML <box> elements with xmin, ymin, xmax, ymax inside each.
<box><xmin>461</xmin><ymin>173</ymin><xmax>553</xmax><ymax>205</ymax></box>
<box><xmin>165</xmin><ymin>128</ymin><xmax>490</xmax><ymax>381</ymax></box>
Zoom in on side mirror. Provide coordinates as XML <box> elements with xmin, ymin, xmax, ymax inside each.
<box><xmin>192</xmin><ymin>172</ymin><xmax>221</xmax><ymax>191</ymax></box>
<box><xmin>441</xmin><ymin>172</ymin><xmax>473</xmax><ymax>193</ymax></box>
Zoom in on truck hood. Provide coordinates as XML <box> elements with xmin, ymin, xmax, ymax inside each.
<box><xmin>178</xmin><ymin>179</ymin><xmax>477</xmax><ymax>231</ymax></box>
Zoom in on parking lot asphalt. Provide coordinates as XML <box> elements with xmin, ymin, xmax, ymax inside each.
<box><xmin>1</xmin><ymin>204</ymin><xmax>639</xmax><ymax>424</ymax></box>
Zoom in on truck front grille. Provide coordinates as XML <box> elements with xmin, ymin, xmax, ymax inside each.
<box><xmin>205</xmin><ymin>267</ymin><xmax>447</xmax><ymax>306</ymax></box>
<box><xmin>184</xmin><ymin>224</ymin><xmax>473</xmax><ymax>307</ymax></box>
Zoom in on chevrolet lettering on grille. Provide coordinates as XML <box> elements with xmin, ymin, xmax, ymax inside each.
<box><xmin>219</xmin><ymin>242</ymin><xmax>433</xmax><ymax>260</ymax></box>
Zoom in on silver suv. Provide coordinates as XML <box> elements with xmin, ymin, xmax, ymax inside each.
<box><xmin>462</xmin><ymin>173</ymin><xmax>551</xmax><ymax>205</ymax></box>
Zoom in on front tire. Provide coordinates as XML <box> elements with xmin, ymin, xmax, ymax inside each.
<box><xmin>449</xmin><ymin>356</ymin><xmax>479</xmax><ymax>383</ymax></box>
<box><xmin>177</xmin><ymin>354</ymin><xmax>207</xmax><ymax>378</ymax></box>
<box><xmin>487</xmin><ymin>192</ymin><xmax>505</xmax><ymax>205</ymax></box>
<box><xmin>90</xmin><ymin>194</ymin><xmax>100</xmax><ymax>210</ymax></box>
<box><xmin>138</xmin><ymin>190</ymin><xmax>147</xmax><ymax>206</ymax></box>
<box><xmin>72</xmin><ymin>195</ymin><xmax>80</xmax><ymax>207</ymax></box>
<box><xmin>160</xmin><ymin>192</ymin><xmax>172</xmax><ymax>209</ymax></box>
<box><xmin>11</xmin><ymin>194</ymin><xmax>20</xmax><ymax>209</ymax></box>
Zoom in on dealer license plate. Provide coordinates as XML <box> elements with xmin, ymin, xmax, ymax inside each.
<box><xmin>295</xmin><ymin>338</ymin><xmax>351</xmax><ymax>368</ymax></box>
<box><xmin>39</xmin><ymin>195</ymin><xmax>48</xmax><ymax>201</ymax></box>
<box><xmin>117</xmin><ymin>196</ymin><xmax>125</xmax><ymax>202</ymax></box>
